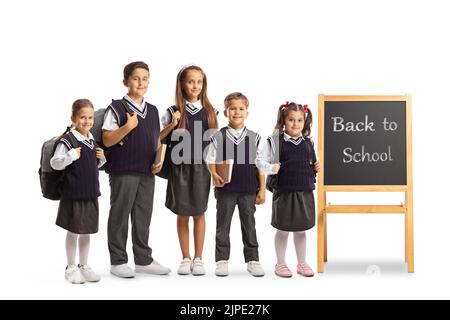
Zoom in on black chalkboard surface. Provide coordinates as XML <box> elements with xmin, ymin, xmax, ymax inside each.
<box><xmin>324</xmin><ymin>101</ymin><xmax>406</xmax><ymax>185</ymax></box>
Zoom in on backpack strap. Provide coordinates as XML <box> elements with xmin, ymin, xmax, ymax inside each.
<box><xmin>305</xmin><ymin>138</ymin><xmax>317</xmax><ymax>165</ymax></box>
<box><xmin>60</xmin><ymin>131</ymin><xmax>79</xmax><ymax>149</ymax></box>
<box><xmin>119</xmin><ymin>98</ymin><xmax>133</xmax><ymax>115</ymax></box>
<box><xmin>267</xmin><ymin>132</ymin><xmax>284</xmax><ymax>163</ymax></box>
<box><xmin>161</xmin><ymin>106</ymin><xmax>180</xmax><ymax>145</ymax></box>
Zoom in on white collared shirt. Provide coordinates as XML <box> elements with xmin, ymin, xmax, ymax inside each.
<box><xmin>161</xmin><ymin>100</ymin><xmax>203</xmax><ymax>127</ymax></box>
<box><xmin>102</xmin><ymin>95</ymin><xmax>146</xmax><ymax>131</ymax></box>
<box><xmin>205</xmin><ymin>126</ymin><xmax>263</xmax><ymax>164</ymax></box>
<box><xmin>50</xmin><ymin>128</ymin><xmax>106</xmax><ymax>170</ymax></box>
<box><xmin>255</xmin><ymin>132</ymin><xmax>307</xmax><ymax>175</ymax></box>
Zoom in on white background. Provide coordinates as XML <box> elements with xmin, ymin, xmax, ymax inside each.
<box><xmin>1</xmin><ymin>0</ymin><xmax>449</xmax><ymax>300</ymax></box>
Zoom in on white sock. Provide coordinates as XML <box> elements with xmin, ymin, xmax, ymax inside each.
<box><xmin>274</xmin><ymin>230</ymin><xmax>289</xmax><ymax>265</ymax></box>
<box><xmin>78</xmin><ymin>234</ymin><xmax>90</xmax><ymax>266</ymax></box>
<box><xmin>293</xmin><ymin>231</ymin><xmax>306</xmax><ymax>264</ymax></box>
<box><xmin>65</xmin><ymin>232</ymin><xmax>78</xmax><ymax>266</ymax></box>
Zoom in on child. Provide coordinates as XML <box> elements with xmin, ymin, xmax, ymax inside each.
<box><xmin>256</xmin><ymin>102</ymin><xmax>320</xmax><ymax>278</ymax></box>
<box><xmin>206</xmin><ymin>92</ymin><xmax>266</xmax><ymax>277</ymax></box>
<box><xmin>160</xmin><ymin>65</ymin><xmax>218</xmax><ymax>276</ymax></box>
<box><xmin>102</xmin><ymin>61</ymin><xmax>170</xmax><ymax>278</ymax></box>
<box><xmin>50</xmin><ymin>99</ymin><xmax>106</xmax><ymax>284</ymax></box>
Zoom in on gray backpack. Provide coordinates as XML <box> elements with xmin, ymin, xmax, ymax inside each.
<box><xmin>39</xmin><ymin>129</ymin><xmax>78</xmax><ymax>200</ymax></box>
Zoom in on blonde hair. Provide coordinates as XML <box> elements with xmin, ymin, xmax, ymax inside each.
<box><xmin>224</xmin><ymin>92</ymin><xmax>249</xmax><ymax>109</ymax></box>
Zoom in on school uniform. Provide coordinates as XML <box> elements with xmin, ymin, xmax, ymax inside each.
<box><xmin>161</xmin><ymin>100</ymin><xmax>216</xmax><ymax>216</ymax></box>
<box><xmin>206</xmin><ymin>126</ymin><xmax>262</xmax><ymax>262</ymax></box>
<box><xmin>50</xmin><ymin>129</ymin><xmax>106</xmax><ymax>234</ymax></box>
<box><xmin>103</xmin><ymin>95</ymin><xmax>160</xmax><ymax>266</ymax></box>
<box><xmin>256</xmin><ymin>132</ymin><xmax>317</xmax><ymax>232</ymax></box>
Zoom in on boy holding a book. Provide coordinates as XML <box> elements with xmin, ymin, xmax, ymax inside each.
<box><xmin>206</xmin><ymin>92</ymin><xmax>266</xmax><ymax>277</ymax></box>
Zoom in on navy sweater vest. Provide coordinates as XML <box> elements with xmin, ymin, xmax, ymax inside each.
<box><xmin>168</xmin><ymin>106</ymin><xmax>211</xmax><ymax>164</ymax></box>
<box><xmin>106</xmin><ymin>99</ymin><xmax>160</xmax><ymax>174</ymax></box>
<box><xmin>212</xmin><ymin>128</ymin><xmax>260</xmax><ymax>193</ymax></box>
<box><xmin>277</xmin><ymin>138</ymin><xmax>317</xmax><ymax>192</ymax></box>
<box><xmin>59</xmin><ymin>133</ymin><xmax>100</xmax><ymax>200</ymax></box>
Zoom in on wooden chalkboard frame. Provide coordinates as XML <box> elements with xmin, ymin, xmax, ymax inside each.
<box><xmin>317</xmin><ymin>94</ymin><xmax>414</xmax><ymax>273</ymax></box>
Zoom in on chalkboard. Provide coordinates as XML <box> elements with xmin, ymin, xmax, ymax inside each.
<box><xmin>324</xmin><ymin>100</ymin><xmax>407</xmax><ymax>185</ymax></box>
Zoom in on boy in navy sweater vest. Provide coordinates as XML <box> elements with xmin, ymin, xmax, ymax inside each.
<box><xmin>102</xmin><ymin>61</ymin><xmax>170</xmax><ymax>278</ymax></box>
<box><xmin>207</xmin><ymin>92</ymin><xmax>266</xmax><ymax>277</ymax></box>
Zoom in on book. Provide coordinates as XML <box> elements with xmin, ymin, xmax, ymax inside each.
<box><xmin>214</xmin><ymin>159</ymin><xmax>234</xmax><ymax>185</ymax></box>
<box><xmin>154</xmin><ymin>144</ymin><xmax>167</xmax><ymax>165</ymax></box>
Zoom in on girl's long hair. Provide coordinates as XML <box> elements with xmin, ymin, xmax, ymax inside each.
<box><xmin>174</xmin><ymin>65</ymin><xmax>218</xmax><ymax>129</ymax></box>
<box><xmin>274</xmin><ymin>102</ymin><xmax>313</xmax><ymax>138</ymax></box>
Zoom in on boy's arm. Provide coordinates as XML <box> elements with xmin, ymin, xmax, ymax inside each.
<box><xmin>208</xmin><ymin>163</ymin><xmax>225</xmax><ymax>187</ymax></box>
<box><xmin>102</xmin><ymin>113</ymin><xmax>137</xmax><ymax>147</ymax></box>
<box><xmin>257</xmin><ymin>169</ymin><xmax>266</xmax><ymax>190</ymax></box>
<box><xmin>206</xmin><ymin>142</ymin><xmax>224</xmax><ymax>187</ymax></box>
<box><xmin>255</xmin><ymin>169</ymin><xmax>266</xmax><ymax>205</ymax></box>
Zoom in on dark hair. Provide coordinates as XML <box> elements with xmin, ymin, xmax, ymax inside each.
<box><xmin>72</xmin><ymin>99</ymin><xmax>94</xmax><ymax>118</ymax></box>
<box><xmin>123</xmin><ymin>61</ymin><xmax>149</xmax><ymax>80</ymax></box>
<box><xmin>175</xmin><ymin>65</ymin><xmax>218</xmax><ymax>129</ymax></box>
<box><xmin>224</xmin><ymin>92</ymin><xmax>249</xmax><ymax>109</ymax></box>
<box><xmin>274</xmin><ymin>102</ymin><xmax>312</xmax><ymax>138</ymax></box>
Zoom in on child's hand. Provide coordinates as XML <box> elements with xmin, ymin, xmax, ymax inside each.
<box><xmin>151</xmin><ymin>162</ymin><xmax>162</xmax><ymax>174</ymax></box>
<box><xmin>212</xmin><ymin>173</ymin><xmax>225</xmax><ymax>188</ymax></box>
<box><xmin>255</xmin><ymin>189</ymin><xmax>266</xmax><ymax>205</ymax></box>
<box><xmin>314</xmin><ymin>161</ymin><xmax>320</xmax><ymax>173</ymax></box>
<box><xmin>126</xmin><ymin>112</ymin><xmax>139</xmax><ymax>130</ymax></box>
<box><xmin>74</xmin><ymin>147</ymin><xmax>81</xmax><ymax>157</ymax></box>
<box><xmin>96</xmin><ymin>147</ymin><xmax>105</xmax><ymax>160</ymax></box>
<box><xmin>171</xmin><ymin>111</ymin><xmax>181</xmax><ymax>128</ymax></box>
<box><xmin>271</xmin><ymin>162</ymin><xmax>281</xmax><ymax>174</ymax></box>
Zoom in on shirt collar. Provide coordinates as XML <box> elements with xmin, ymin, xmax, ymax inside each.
<box><xmin>185</xmin><ymin>99</ymin><xmax>203</xmax><ymax>110</ymax></box>
<box><xmin>227</xmin><ymin>125</ymin><xmax>246</xmax><ymax>138</ymax></box>
<box><xmin>71</xmin><ymin>128</ymin><xmax>94</xmax><ymax>142</ymax></box>
<box><xmin>283</xmin><ymin>132</ymin><xmax>304</xmax><ymax>142</ymax></box>
<box><xmin>124</xmin><ymin>95</ymin><xmax>146</xmax><ymax>112</ymax></box>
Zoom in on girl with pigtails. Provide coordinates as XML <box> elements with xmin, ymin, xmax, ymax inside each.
<box><xmin>256</xmin><ymin>102</ymin><xmax>320</xmax><ymax>278</ymax></box>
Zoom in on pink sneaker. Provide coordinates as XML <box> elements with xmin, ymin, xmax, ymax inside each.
<box><xmin>275</xmin><ymin>264</ymin><xmax>292</xmax><ymax>278</ymax></box>
<box><xmin>297</xmin><ymin>263</ymin><xmax>314</xmax><ymax>277</ymax></box>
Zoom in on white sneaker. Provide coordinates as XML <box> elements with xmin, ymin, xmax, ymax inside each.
<box><xmin>177</xmin><ymin>258</ymin><xmax>192</xmax><ymax>275</ymax></box>
<box><xmin>110</xmin><ymin>264</ymin><xmax>135</xmax><ymax>278</ymax></box>
<box><xmin>247</xmin><ymin>261</ymin><xmax>265</xmax><ymax>277</ymax></box>
<box><xmin>78</xmin><ymin>264</ymin><xmax>101</xmax><ymax>282</ymax></box>
<box><xmin>215</xmin><ymin>260</ymin><xmax>229</xmax><ymax>277</ymax></box>
<box><xmin>65</xmin><ymin>265</ymin><xmax>85</xmax><ymax>284</ymax></box>
<box><xmin>135</xmin><ymin>260</ymin><xmax>171</xmax><ymax>275</ymax></box>
<box><xmin>191</xmin><ymin>258</ymin><xmax>206</xmax><ymax>276</ymax></box>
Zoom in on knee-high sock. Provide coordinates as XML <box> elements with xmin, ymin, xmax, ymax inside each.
<box><xmin>275</xmin><ymin>230</ymin><xmax>289</xmax><ymax>264</ymax></box>
<box><xmin>78</xmin><ymin>234</ymin><xmax>90</xmax><ymax>266</ymax></box>
<box><xmin>66</xmin><ymin>232</ymin><xmax>78</xmax><ymax>266</ymax></box>
<box><xmin>293</xmin><ymin>231</ymin><xmax>306</xmax><ymax>264</ymax></box>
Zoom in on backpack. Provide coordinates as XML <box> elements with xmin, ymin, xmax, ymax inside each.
<box><xmin>39</xmin><ymin>129</ymin><xmax>79</xmax><ymax>200</ymax></box>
